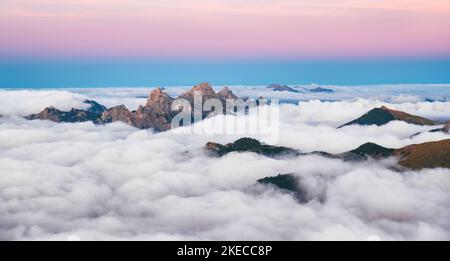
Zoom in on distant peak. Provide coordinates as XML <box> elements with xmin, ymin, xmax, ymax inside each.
<box><xmin>193</xmin><ymin>82</ymin><xmax>213</xmax><ymax>91</ymax></box>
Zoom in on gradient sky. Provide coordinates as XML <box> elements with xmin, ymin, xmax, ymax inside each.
<box><xmin>1</xmin><ymin>0</ymin><xmax>450</xmax><ymax>59</ymax></box>
<box><xmin>1</xmin><ymin>0</ymin><xmax>450</xmax><ymax>87</ymax></box>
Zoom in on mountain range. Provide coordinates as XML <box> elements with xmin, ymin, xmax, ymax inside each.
<box><xmin>257</xmin><ymin>139</ymin><xmax>450</xmax><ymax>203</ymax></box>
<box><xmin>205</xmin><ymin>137</ymin><xmax>450</xmax><ymax>170</ymax></box>
<box><xmin>26</xmin><ymin>83</ymin><xmax>238</xmax><ymax>131</ymax></box>
<box><xmin>266</xmin><ymin>84</ymin><xmax>334</xmax><ymax>93</ymax></box>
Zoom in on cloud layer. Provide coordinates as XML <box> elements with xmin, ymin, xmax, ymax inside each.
<box><xmin>0</xmin><ymin>87</ymin><xmax>449</xmax><ymax>240</ymax></box>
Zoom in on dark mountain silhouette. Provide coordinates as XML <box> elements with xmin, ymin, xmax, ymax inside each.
<box><xmin>206</xmin><ymin>137</ymin><xmax>450</xmax><ymax>170</ymax></box>
<box><xmin>205</xmin><ymin>138</ymin><xmax>300</xmax><ymax>158</ymax></box>
<box><xmin>340</xmin><ymin>142</ymin><xmax>395</xmax><ymax>161</ymax></box>
<box><xmin>309</xmin><ymin>87</ymin><xmax>334</xmax><ymax>93</ymax></box>
<box><xmin>257</xmin><ymin>174</ymin><xmax>307</xmax><ymax>203</ymax></box>
<box><xmin>266</xmin><ymin>84</ymin><xmax>299</xmax><ymax>93</ymax></box>
<box><xmin>339</xmin><ymin>106</ymin><xmax>435</xmax><ymax>128</ymax></box>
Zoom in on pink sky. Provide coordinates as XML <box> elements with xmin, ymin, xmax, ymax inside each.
<box><xmin>1</xmin><ymin>0</ymin><xmax>450</xmax><ymax>59</ymax></box>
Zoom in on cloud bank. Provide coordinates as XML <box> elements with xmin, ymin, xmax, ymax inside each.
<box><xmin>0</xmin><ymin>87</ymin><xmax>449</xmax><ymax>240</ymax></box>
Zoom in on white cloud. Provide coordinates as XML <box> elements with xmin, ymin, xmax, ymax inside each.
<box><xmin>0</xmin><ymin>87</ymin><xmax>449</xmax><ymax>240</ymax></box>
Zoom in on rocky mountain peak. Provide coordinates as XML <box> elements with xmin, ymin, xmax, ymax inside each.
<box><xmin>193</xmin><ymin>82</ymin><xmax>214</xmax><ymax>92</ymax></box>
<box><xmin>180</xmin><ymin>82</ymin><xmax>217</xmax><ymax>100</ymax></box>
<box><xmin>217</xmin><ymin>86</ymin><xmax>238</xmax><ymax>100</ymax></box>
<box><xmin>146</xmin><ymin>87</ymin><xmax>174</xmax><ymax>108</ymax></box>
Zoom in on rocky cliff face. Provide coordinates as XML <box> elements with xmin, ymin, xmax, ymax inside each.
<box><xmin>99</xmin><ymin>88</ymin><xmax>175</xmax><ymax>131</ymax></box>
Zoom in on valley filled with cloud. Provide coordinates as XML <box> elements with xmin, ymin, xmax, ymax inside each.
<box><xmin>0</xmin><ymin>85</ymin><xmax>449</xmax><ymax>240</ymax></box>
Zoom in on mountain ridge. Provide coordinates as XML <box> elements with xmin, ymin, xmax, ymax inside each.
<box><xmin>26</xmin><ymin>83</ymin><xmax>238</xmax><ymax>131</ymax></box>
<box><xmin>205</xmin><ymin>138</ymin><xmax>450</xmax><ymax>170</ymax></box>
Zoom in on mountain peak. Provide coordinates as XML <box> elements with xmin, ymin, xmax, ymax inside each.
<box><xmin>342</xmin><ymin>142</ymin><xmax>395</xmax><ymax>161</ymax></box>
<box><xmin>217</xmin><ymin>86</ymin><xmax>237</xmax><ymax>100</ymax></box>
<box><xmin>205</xmin><ymin>137</ymin><xmax>299</xmax><ymax>158</ymax></box>
<box><xmin>339</xmin><ymin>106</ymin><xmax>434</xmax><ymax>128</ymax></box>
<box><xmin>192</xmin><ymin>82</ymin><xmax>214</xmax><ymax>92</ymax></box>
<box><xmin>146</xmin><ymin>87</ymin><xmax>173</xmax><ymax>107</ymax></box>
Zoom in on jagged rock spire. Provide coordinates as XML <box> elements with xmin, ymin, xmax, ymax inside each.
<box><xmin>217</xmin><ymin>86</ymin><xmax>237</xmax><ymax>100</ymax></box>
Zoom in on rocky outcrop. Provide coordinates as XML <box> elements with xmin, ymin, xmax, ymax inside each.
<box><xmin>339</xmin><ymin>106</ymin><xmax>435</xmax><ymax>128</ymax></box>
<box><xmin>205</xmin><ymin>138</ymin><xmax>300</xmax><ymax>158</ymax></box>
<box><xmin>100</xmin><ymin>88</ymin><xmax>175</xmax><ymax>131</ymax></box>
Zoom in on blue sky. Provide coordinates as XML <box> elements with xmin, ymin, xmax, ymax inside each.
<box><xmin>1</xmin><ymin>58</ymin><xmax>450</xmax><ymax>88</ymax></box>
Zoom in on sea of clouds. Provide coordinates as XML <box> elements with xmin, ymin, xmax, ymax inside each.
<box><xmin>0</xmin><ymin>85</ymin><xmax>449</xmax><ymax>240</ymax></box>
